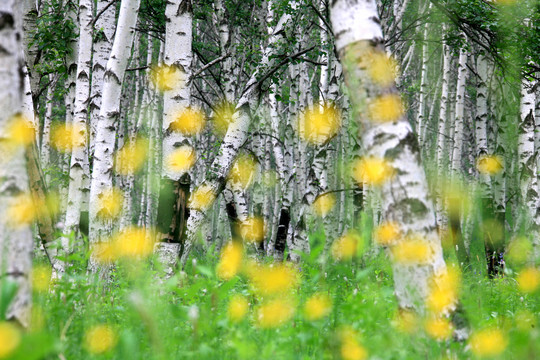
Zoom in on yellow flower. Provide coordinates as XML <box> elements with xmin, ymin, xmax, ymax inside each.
<box><xmin>256</xmin><ymin>298</ymin><xmax>295</xmax><ymax>328</ymax></box>
<box><xmin>427</xmin><ymin>267</ymin><xmax>460</xmax><ymax>314</ymax></box>
<box><xmin>312</xmin><ymin>193</ymin><xmax>336</xmax><ymax>217</ymax></box>
<box><xmin>188</xmin><ymin>184</ymin><xmax>216</xmax><ymax>211</ymax></box>
<box><xmin>298</xmin><ymin>104</ymin><xmax>341</xmax><ymax>145</ymax></box>
<box><xmin>367</xmin><ymin>94</ymin><xmax>404</xmax><ymax>123</ymax></box>
<box><xmin>31</xmin><ymin>265</ymin><xmax>52</xmax><ymax>293</ymax></box>
<box><xmin>150</xmin><ymin>64</ymin><xmax>185</xmax><ymax>92</ymax></box>
<box><xmin>391</xmin><ymin>237</ymin><xmax>432</xmax><ymax>265</ymax></box>
<box><xmin>506</xmin><ymin>236</ymin><xmax>532</xmax><ymax>264</ymax></box>
<box><xmin>239</xmin><ymin>216</ymin><xmax>265</xmax><ymax>243</ymax></box>
<box><xmin>84</xmin><ymin>324</ymin><xmax>117</xmax><ymax>354</ymax></box>
<box><xmin>374</xmin><ymin>221</ymin><xmax>401</xmax><ymax>245</ymax></box>
<box><xmin>6</xmin><ymin>114</ymin><xmax>35</xmax><ymax>146</ymax></box>
<box><xmin>96</xmin><ymin>188</ymin><xmax>123</xmax><ymax>219</ymax></box>
<box><xmin>91</xmin><ymin>242</ymin><xmax>118</xmax><ymax>264</ymax></box>
<box><xmin>170</xmin><ymin>107</ymin><xmax>206</xmax><ymax>135</ymax></box>
<box><xmin>50</xmin><ymin>123</ymin><xmax>86</xmax><ymax>152</ymax></box>
<box><xmin>213</xmin><ymin>102</ymin><xmax>236</xmax><ymax>135</ymax></box>
<box><xmin>477</xmin><ymin>155</ymin><xmax>503</xmax><ymax>175</ymax></box>
<box><xmin>115</xmin><ymin>137</ymin><xmax>148</xmax><ymax>175</ymax></box>
<box><xmin>303</xmin><ymin>293</ymin><xmax>332</xmax><ymax>321</ymax></box>
<box><xmin>114</xmin><ymin>227</ymin><xmax>154</xmax><ymax>259</ymax></box>
<box><xmin>392</xmin><ymin>309</ymin><xmax>418</xmax><ymax>334</ymax></box>
<box><xmin>517</xmin><ymin>267</ymin><xmax>540</xmax><ymax>293</ymax></box>
<box><xmin>0</xmin><ymin>322</ymin><xmax>21</xmax><ymax>358</ymax></box>
<box><xmin>6</xmin><ymin>193</ymin><xmax>36</xmax><ymax>228</ymax></box>
<box><xmin>339</xmin><ymin>327</ymin><xmax>367</xmax><ymax>360</ymax></box>
<box><xmin>227</xmin><ymin>295</ymin><xmax>249</xmax><ymax>323</ymax></box>
<box><xmin>331</xmin><ymin>232</ymin><xmax>360</xmax><ymax>261</ymax></box>
<box><xmin>249</xmin><ymin>263</ymin><xmax>299</xmax><ymax>296</ymax></box>
<box><xmin>352</xmin><ymin>157</ymin><xmax>393</xmax><ymax>186</ymax></box>
<box><xmin>216</xmin><ymin>242</ymin><xmax>243</xmax><ymax>280</ymax></box>
<box><xmin>228</xmin><ymin>153</ymin><xmax>258</xmax><ymax>189</ymax></box>
<box><xmin>469</xmin><ymin>328</ymin><xmax>507</xmax><ymax>357</ymax></box>
<box><xmin>424</xmin><ymin>317</ymin><xmax>453</xmax><ymax>341</ymax></box>
<box><xmin>165</xmin><ymin>145</ymin><xmax>196</xmax><ymax>174</ymax></box>
<box><xmin>367</xmin><ymin>51</ymin><xmax>398</xmax><ymax>87</ymax></box>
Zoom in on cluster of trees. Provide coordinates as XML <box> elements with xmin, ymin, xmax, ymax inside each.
<box><xmin>1</xmin><ymin>0</ymin><xmax>539</xmax><ymax>332</ymax></box>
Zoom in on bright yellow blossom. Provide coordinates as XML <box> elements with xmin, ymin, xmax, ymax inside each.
<box><xmin>228</xmin><ymin>153</ymin><xmax>258</xmax><ymax>189</ymax></box>
<box><xmin>339</xmin><ymin>327</ymin><xmax>368</xmax><ymax>360</ymax></box>
<box><xmin>150</xmin><ymin>64</ymin><xmax>185</xmax><ymax>92</ymax></box>
<box><xmin>391</xmin><ymin>237</ymin><xmax>432</xmax><ymax>265</ymax></box>
<box><xmin>165</xmin><ymin>145</ymin><xmax>196</xmax><ymax>174</ymax></box>
<box><xmin>96</xmin><ymin>188</ymin><xmax>123</xmax><ymax>219</ymax></box>
<box><xmin>6</xmin><ymin>114</ymin><xmax>35</xmax><ymax>146</ymax></box>
<box><xmin>367</xmin><ymin>51</ymin><xmax>399</xmax><ymax>87</ymax></box>
<box><xmin>256</xmin><ymin>298</ymin><xmax>295</xmax><ymax>328</ymax></box>
<box><xmin>170</xmin><ymin>107</ymin><xmax>206</xmax><ymax>135</ymax></box>
<box><xmin>213</xmin><ymin>102</ymin><xmax>236</xmax><ymax>135</ymax></box>
<box><xmin>367</xmin><ymin>94</ymin><xmax>404</xmax><ymax>123</ymax></box>
<box><xmin>239</xmin><ymin>216</ymin><xmax>265</xmax><ymax>243</ymax></box>
<box><xmin>303</xmin><ymin>293</ymin><xmax>332</xmax><ymax>321</ymax></box>
<box><xmin>216</xmin><ymin>242</ymin><xmax>243</xmax><ymax>280</ymax></box>
<box><xmin>426</xmin><ymin>267</ymin><xmax>460</xmax><ymax>314</ymax></box>
<box><xmin>188</xmin><ymin>184</ymin><xmax>216</xmax><ymax>210</ymax></box>
<box><xmin>6</xmin><ymin>193</ymin><xmax>36</xmax><ymax>228</ymax></box>
<box><xmin>352</xmin><ymin>157</ymin><xmax>393</xmax><ymax>185</ymax></box>
<box><xmin>115</xmin><ymin>137</ymin><xmax>148</xmax><ymax>175</ymax></box>
<box><xmin>50</xmin><ymin>123</ymin><xmax>86</xmax><ymax>152</ymax></box>
<box><xmin>312</xmin><ymin>193</ymin><xmax>336</xmax><ymax>217</ymax></box>
<box><xmin>331</xmin><ymin>232</ymin><xmax>360</xmax><ymax>261</ymax></box>
<box><xmin>374</xmin><ymin>221</ymin><xmax>401</xmax><ymax>245</ymax></box>
<box><xmin>227</xmin><ymin>295</ymin><xmax>249</xmax><ymax>323</ymax></box>
<box><xmin>114</xmin><ymin>227</ymin><xmax>154</xmax><ymax>258</ymax></box>
<box><xmin>424</xmin><ymin>317</ymin><xmax>453</xmax><ymax>341</ymax></box>
<box><xmin>0</xmin><ymin>322</ymin><xmax>21</xmax><ymax>358</ymax></box>
<box><xmin>517</xmin><ymin>267</ymin><xmax>540</xmax><ymax>293</ymax></box>
<box><xmin>477</xmin><ymin>155</ymin><xmax>503</xmax><ymax>175</ymax></box>
<box><xmin>469</xmin><ymin>328</ymin><xmax>507</xmax><ymax>357</ymax></box>
<box><xmin>31</xmin><ymin>264</ymin><xmax>52</xmax><ymax>293</ymax></box>
<box><xmin>249</xmin><ymin>263</ymin><xmax>299</xmax><ymax>296</ymax></box>
<box><xmin>298</xmin><ymin>104</ymin><xmax>341</xmax><ymax>145</ymax></box>
<box><xmin>84</xmin><ymin>324</ymin><xmax>117</xmax><ymax>354</ymax></box>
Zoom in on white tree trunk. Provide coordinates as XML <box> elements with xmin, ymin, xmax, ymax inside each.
<box><xmin>451</xmin><ymin>43</ymin><xmax>468</xmax><ymax>173</ymax></box>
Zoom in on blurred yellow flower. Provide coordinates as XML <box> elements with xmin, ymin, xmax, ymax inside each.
<box><xmin>213</xmin><ymin>102</ymin><xmax>236</xmax><ymax>135</ymax></box>
<box><xmin>188</xmin><ymin>184</ymin><xmax>216</xmax><ymax>211</ymax></box>
<box><xmin>165</xmin><ymin>145</ymin><xmax>196</xmax><ymax>174</ymax></box>
<box><xmin>31</xmin><ymin>264</ymin><xmax>52</xmax><ymax>293</ymax></box>
<box><xmin>427</xmin><ymin>267</ymin><xmax>460</xmax><ymax>314</ymax></box>
<box><xmin>91</xmin><ymin>242</ymin><xmax>117</xmax><ymax>264</ymax></box>
<box><xmin>216</xmin><ymin>241</ymin><xmax>243</xmax><ymax>280</ymax></box>
<box><xmin>392</xmin><ymin>309</ymin><xmax>418</xmax><ymax>334</ymax></box>
<box><xmin>115</xmin><ymin>137</ymin><xmax>148</xmax><ymax>175</ymax></box>
<box><xmin>150</xmin><ymin>64</ymin><xmax>185</xmax><ymax>92</ymax></box>
<box><xmin>424</xmin><ymin>317</ymin><xmax>453</xmax><ymax>341</ymax></box>
<box><xmin>239</xmin><ymin>216</ymin><xmax>265</xmax><ymax>243</ymax></box>
<box><xmin>374</xmin><ymin>221</ymin><xmax>401</xmax><ymax>245</ymax></box>
<box><xmin>44</xmin><ymin>191</ymin><xmax>61</xmax><ymax>218</ymax></box>
<box><xmin>97</xmin><ymin>188</ymin><xmax>123</xmax><ymax>219</ymax></box>
<box><xmin>50</xmin><ymin>123</ymin><xmax>86</xmax><ymax>152</ymax></box>
<box><xmin>339</xmin><ymin>327</ymin><xmax>367</xmax><ymax>360</ymax></box>
<box><xmin>115</xmin><ymin>227</ymin><xmax>154</xmax><ymax>258</ymax></box>
<box><xmin>249</xmin><ymin>263</ymin><xmax>299</xmax><ymax>296</ymax></box>
<box><xmin>170</xmin><ymin>107</ymin><xmax>206</xmax><ymax>135</ymax></box>
<box><xmin>367</xmin><ymin>51</ymin><xmax>398</xmax><ymax>87</ymax></box>
<box><xmin>367</xmin><ymin>94</ymin><xmax>404</xmax><ymax>123</ymax></box>
<box><xmin>517</xmin><ymin>267</ymin><xmax>539</xmax><ymax>293</ymax></box>
<box><xmin>84</xmin><ymin>324</ymin><xmax>117</xmax><ymax>354</ymax></box>
<box><xmin>228</xmin><ymin>153</ymin><xmax>258</xmax><ymax>189</ymax></box>
<box><xmin>391</xmin><ymin>237</ymin><xmax>432</xmax><ymax>265</ymax></box>
<box><xmin>469</xmin><ymin>328</ymin><xmax>507</xmax><ymax>357</ymax></box>
<box><xmin>352</xmin><ymin>157</ymin><xmax>393</xmax><ymax>186</ymax></box>
<box><xmin>477</xmin><ymin>155</ymin><xmax>503</xmax><ymax>175</ymax></box>
<box><xmin>0</xmin><ymin>322</ymin><xmax>21</xmax><ymax>358</ymax></box>
<box><xmin>303</xmin><ymin>293</ymin><xmax>332</xmax><ymax>321</ymax></box>
<box><xmin>256</xmin><ymin>298</ymin><xmax>295</xmax><ymax>328</ymax></box>
<box><xmin>6</xmin><ymin>114</ymin><xmax>35</xmax><ymax>146</ymax></box>
<box><xmin>506</xmin><ymin>236</ymin><xmax>532</xmax><ymax>264</ymax></box>
<box><xmin>312</xmin><ymin>193</ymin><xmax>336</xmax><ymax>217</ymax></box>
<box><xmin>298</xmin><ymin>104</ymin><xmax>341</xmax><ymax>145</ymax></box>
<box><xmin>6</xmin><ymin>193</ymin><xmax>36</xmax><ymax>228</ymax></box>
<box><xmin>331</xmin><ymin>232</ymin><xmax>360</xmax><ymax>261</ymax></box>
<box><xmin>227</xmin><ymin>295</ymin><xmax>249</xmax><ymax>323</ymax></box>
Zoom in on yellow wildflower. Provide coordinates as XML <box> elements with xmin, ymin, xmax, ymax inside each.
<box><xmin>517</xmin><ymin>267</ymin><xmax>540</xmax><ymax>293</ymax></box>
<box><xmin>303</xmin><ymin>293</ymin><xmax>332</xmax><ymax>321</ymax></box>
<box><xmin>150</xmin><ymin>64</ymin><xmax>185</xmax><ymax>92</ymax></box>
<box><xmin>96</xmin><ymin>188</ymin><xmax>123</xmax><ymax>219</ymax></box>
<box><xmin>367</xmin><ymin>94</ymin><xmax>404</xmax><ymax>123</ymax></box>
<box><xmin>6</xmin><ymin>114</ymin><xmax>35</xmax><ymax>146</ymax></box>
<box><xmin>339</xmin><ymin>327</ymin><xmax>367</xmax><ymax>360</ymax></box>
<box><xmin>50</xmin><ymin>123</ymin><xmax>86</xmax><ymax>152</ymax></box>
<box><xmin>256</xmin><ymin>298</ymin><xmax>295</xmax><ymax>328</ymax></box>
<box><xmin>352</xmin><ymin>157</ymin><xmax>393</xmax><ymax>186</ymax></box>
<box><xmin>228</xmin><ymin>153</ymin><xmax>258</xmax><ymax>189</ymax></box>
<box><xmin>165</xmin><ymin>145</ymin><xmax>196</xmax><ymax>174</ymax></box>
<box><xmin>170</xmin><ymin>107</ymin><xmax>206</xmax><ymax>135</ymax></box>
<box><xmin>239</xmin><ymin>216</ymin><xmax>265</xmax><ymax>243</ymax></box>
<box><xmin>392</xmin><ymin>309</ymin><xmax>418</xmax><ymax>334</ymax></box>
<box><xmin>114</xmin><ymin>227</ymin><xmax>154</xmax><ymax>258</ymax></box>
<box><xmin>391</xmin><ymin>237</ymin><xmax>432</xmax><ymax>265</ymax></box>
<box><xmin>213</xmin><ymin>102</ymin><xmax>236</xmax><ymax>135</ymax></box>
<box><xmin>115</xmin><ymin>137</ymin><xmax>148</xmax><ymax>175</ymax></box>
<box><xmin>188</xmin><ymin>184</ymin><xmax>216</xmax><ymax>210</ymax></box>
<box><xmin>0</xmin><ymin>322</ymin><xmax>21</xmax><ymax>358</ymax></box>
<box><xmin>426</xmin><ymin>267</ymin><xmax>460</xmax><ymax>314</ymax></box>
<box><xmin>249</xmin><ymin>263</ymin><xmax>299</xmax><ymax>296</ymax></box>
<box><xmin>469</xmin><ymin>328</ymin><xmax>507</xmax><ymax>357</ymax></box>
<box><xmin>331</xmin><ymin>232</ymin><xmax>360</xmax><ymax>261</ymax></box>
<box><xmin>6</xmin><ymin>193</ymin><xmax>36</xmax><ymax>228</ymax></box>
<box><xmin>424</xmin><ymin>317</ymin><xmax>453</xmax><ymax>341</ymax></box>
<box><xmin>298</xmin><ymin>104</ymin><xmax>341</xmax><ymax>145</ymax></box>
<box><xmin>476</xmin><ymin>155</ymin><xmax>503</xmax><ymax>175</ymax></box>
<box><xmin>312</xmin><ymin>193</ymin><xmax>336</xmax><ymax>217</ymax></box>
<box><xmin>373</xmin><ymin>221</ymin><xmax>401</xmax><ymax>245</ymax></box>
<box><xmin>91</xmin><ymin>242</ymin><xmax>118</xmax><ymax>264</ymax></box>
<box><xmin>216</xmin><ymin>242</ymin><xmax>243</xmax><ymax>280</ymax></box>
<box><xmin>31</xmin><ymin>264</ymin><xmax>52</xmax><ymax>293</ymax></box>
<box><xmin>227</xmin><ymin>295</ymin><xmax>249</xmax><ymax>323</ymax></box>
<box><xmin>84</xmin><ymin>324</ymin><xmax>117</xmax><ymax>354</ymax></box>
<box><xmin>367</xmin><ymin>51</ymin><xmax>399</xmax><ymax>87</ymax></box>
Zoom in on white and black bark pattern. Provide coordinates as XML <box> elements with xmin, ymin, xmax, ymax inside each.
<box><xmin>451</xmin><ymin>43</ymin><xmax>468</xmax><ymax>173</ymax></box>
<box><xmin>0</xmin><ymin>0</ymin><xmax>33</xmax><ymax>326</ymax></box>
<box><xmin>416</xmin><ymin>6</ymin><xmax>430</xmax><ymax>148</ymax></box>
<box><xmin>88</xmin><ymin>0</ymin><xmax>141</xmax><ymax>271</ymax></box>
<box><xmin>330</xmin><ymin>0</ymin><xmax>448</xmax><ymax>312</ymax></box>
<box><xmin>475</xmin><ymin>51</ymin><xmax>490</xmax><ymax>191</ymax></box>
<box><xmin>89</xmin><ymin>0</ymin><xmax>116</xmax><ymax>155</ymax></box>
